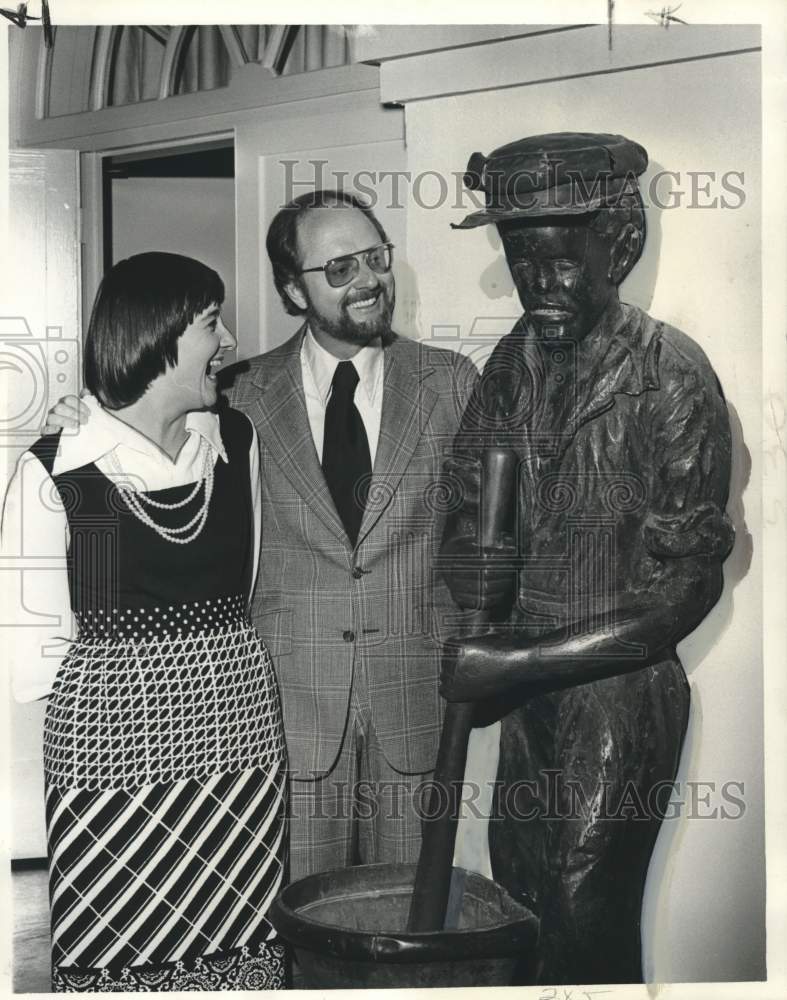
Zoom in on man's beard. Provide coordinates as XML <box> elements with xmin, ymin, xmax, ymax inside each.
<box><xmin>307</xmin><ymin>286</ymin><xmax>395</xmax><ymax>347</ymax></box>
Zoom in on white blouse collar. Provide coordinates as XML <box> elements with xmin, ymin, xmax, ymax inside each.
<box><xmin>52</xmin><ymin>394</ymin><xmax>228</xmax><ymax>475</ymax></box>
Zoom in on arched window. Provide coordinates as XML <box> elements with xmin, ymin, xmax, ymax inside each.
<box><xmin>40</xmin><ymin>25</ymin><xmax>351</xmax><ymax>118</ymax></box>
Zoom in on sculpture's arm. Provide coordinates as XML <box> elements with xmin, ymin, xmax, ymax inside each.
<box><xmin>440</xmin><ymin>330</ymin><xmax>735</xmax><ymax>702</ymax></box>
<box><xmin>440</xmin><ymin>557</ymin><xmax>723</xmax><ymax>702</ymax></box>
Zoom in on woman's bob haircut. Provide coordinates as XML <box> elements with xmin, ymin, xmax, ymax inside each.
<box><xmin>84</xmin><ymin>252</ymin><xmax>225</xmax><ymax>409</ymax></box>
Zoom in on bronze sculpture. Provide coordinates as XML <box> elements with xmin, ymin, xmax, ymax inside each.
<box><xmin>440</xmin><ymin>133</ymin><xmax>735</xmax><ymax>984</ymax></box>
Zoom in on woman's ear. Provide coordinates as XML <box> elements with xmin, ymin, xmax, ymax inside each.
<box><xmin>284</xmin><ymin>279</ymin><xmax>307</xmax><ymax>311</ymax></box>
<box><xmin>608</xmin><ymin>223</ymin><xmax>643</xmax><ymax>285</ymax></box>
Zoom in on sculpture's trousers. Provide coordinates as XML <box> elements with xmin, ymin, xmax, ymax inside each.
<box><xmin>489</xmin><ymin>658</ymin><xmax>690</xmax><ymax>985</ymax></box>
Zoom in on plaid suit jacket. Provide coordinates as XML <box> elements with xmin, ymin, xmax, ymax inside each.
<box><xmin>221</xmin><ymin>328</ymin><xmax>477</xmax><ymax>779</ymax></box>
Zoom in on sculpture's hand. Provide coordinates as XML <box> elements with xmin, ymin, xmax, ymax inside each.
<box><xmin>41</xmin><ymin>394</ymin><xmax>89</xmax><ymax>434</ymax></box>
<box><xmin>440</xmin><ymin>633</ymin><xmax>526</xmax><ymax>702</ymax></box>
<box><xmin>443</xmin><ymin>455</ymin><xmax>481</xmax><ymax>517</ymax></box>
<box><xmin>441</xmin><ymin>533</ymin><xmax>518</xmax><ymax>612</ymax></box>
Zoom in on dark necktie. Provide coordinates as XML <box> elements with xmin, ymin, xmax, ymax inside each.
<box><xmin>322</xmin><ymin>360</ymin><xmax>372</xmax><ymax>546</ymax></box>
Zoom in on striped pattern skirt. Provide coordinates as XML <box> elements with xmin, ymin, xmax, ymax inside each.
<box><xmin>43</xmin><ymin>611</ymin><xmax>287</xmax><ymax>992</ymax></box>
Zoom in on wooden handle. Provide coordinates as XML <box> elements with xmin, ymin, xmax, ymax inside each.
<box><xmin>478</xmin><ymin>447</ymin><xmax>519</xmax><ymax>550</ymax></box>
<box><xmin>406</xmin><ymin>702</ymin><xmax>475</xmax><ymax>933</ymax></box>
<box><xmin>406</xmin><ymin>448</ymin><xmax>518</xmax><ymax>933</ymax></box>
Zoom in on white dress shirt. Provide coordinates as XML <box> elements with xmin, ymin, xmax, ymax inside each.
<box><xmin>300</xmin><ymin>328</ymin><xmax>385</xmax><ymax>464</ymax></box>
<box><xmin>1</xmin><ymin>395</ymin><xmax>261</xmax><ymax>702</ymax></box>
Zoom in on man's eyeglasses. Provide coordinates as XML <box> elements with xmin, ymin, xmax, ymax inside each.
<box><xmin>299</xmin><ymin>243</ymin><xmax>394</xmax><ymax>288</ymax></box>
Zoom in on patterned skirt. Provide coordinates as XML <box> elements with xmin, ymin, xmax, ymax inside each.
<box><xmin>43</xmin><ymin>597</ymin><xmax>287</xmax><ymax>992</ymax></box>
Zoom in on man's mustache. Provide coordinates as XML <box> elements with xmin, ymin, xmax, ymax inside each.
<box><xmin>344</xmin><ymin>286</ymin><xmax>386</xmax><ymax>307</ymax></box>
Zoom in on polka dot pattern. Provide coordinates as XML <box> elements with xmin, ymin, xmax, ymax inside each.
<box><xmin>74</xmin><ymin>594</ymin><xmax>246</xmax><ymax>641</ymax></box>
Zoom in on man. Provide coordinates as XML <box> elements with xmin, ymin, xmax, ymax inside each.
<box><xmin>218</xmin><ymin>190</ymin><xmax>477</xmax><ymax>881</ymax></box>
<box><xmin>43</xmin><ymin>190</ymin><xmax>477</xmax><ymax>883</ymax></box>
<box><xmin>439</xmin><ymin>134</ymin><xmax>734</xmax><ymax>984</ymax></box>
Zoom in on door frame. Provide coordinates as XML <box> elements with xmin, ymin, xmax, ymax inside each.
<box><xmin>80</xmin><ymin>131</ymin><xmax>236</xmax><ymax>331</ymax></box>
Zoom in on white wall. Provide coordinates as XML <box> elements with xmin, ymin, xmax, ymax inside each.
<box><xmin>2</xmin><ymin>150</ymin><xmax>81</xmax><ymax>859</ymax></box>
<box><xmin>403</xmin><ymin>50</ymin><xmax>763</xmax><ymax>983</ymax></box>
<box><xmin>112</xmin><ymin>176</ymin><xmax>237</xmax><ymax>339</ymax></box>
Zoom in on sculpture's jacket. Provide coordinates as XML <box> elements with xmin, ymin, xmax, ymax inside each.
<box><xmin>442</xmin><ymin>300</ymin><xmax>734</xmax><ymax>983</ymax></box>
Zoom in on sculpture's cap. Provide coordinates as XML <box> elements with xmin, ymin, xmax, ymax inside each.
<box><xmin>452</xmin><ymin>131</ymin><xmax>648</xmax><ymax>229</ymax></box>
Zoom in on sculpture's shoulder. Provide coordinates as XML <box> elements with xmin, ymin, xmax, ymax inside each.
<box><xmin>656</xmin><ymin>320</ymin><xmax>720</xmax><ymax>382</ymax></box>
<box><xmin>471</xmin><ymin>326</ymin><xmax>529</xmax><ymax>414</ymax></box>
<box><xmin>637</xmin><ymin>309</ymin><xmax>727</xmax><ymax>404</ymax></box>
<box><xmin>625</xmin><ymin>307</ymin><xmax>730</xmax><ymax>451</ymax></box>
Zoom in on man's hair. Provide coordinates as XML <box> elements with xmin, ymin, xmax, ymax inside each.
<box><xmin>266</xmin><ymin>189</ymin><xmax>389</xmax><ymax>316</ymax></box>
<box><xmin>84</xmin><ymin>251</ymin><xmax>224</xmax><ymax>410</ymax></box>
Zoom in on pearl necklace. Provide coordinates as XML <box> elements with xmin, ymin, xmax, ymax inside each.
<box><xmin>107</xmin><ymin>438</ymin><xmax>215</xmax><ymax>544</ymax></box>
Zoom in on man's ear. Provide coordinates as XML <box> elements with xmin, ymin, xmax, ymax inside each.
<box><xmin>284</xmin><ymin>278</ymin><xmax>308</xmax><ymax>311</ymax></box>
<box><xmin>608</xmin><ymin>223</ymin><xmax>643</xmax><ymax>285</ymax></box>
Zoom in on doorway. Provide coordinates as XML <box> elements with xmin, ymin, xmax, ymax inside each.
<box><xmin>100</xmin><ymin>140</ymin><xmax>237</xmax><ymax>337</ymax></box>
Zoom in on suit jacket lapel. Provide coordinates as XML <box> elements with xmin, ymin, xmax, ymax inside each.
<box><xmin>358</xmin><ymin>339</ymin><xmax>438</xmax><ymax>544</ymax></box>
<box><xmin>247</xmin><ymin>327</ymin><xmax>348</xmax><ymax>544</ymax></box>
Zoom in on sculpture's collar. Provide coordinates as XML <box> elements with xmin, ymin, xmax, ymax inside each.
<box><xmin>577</xmin><ymin>300</ymin><xmax>662</xmax><ymax>400</ymax></box>
<box><xmin>510</xmin><ymin>300</ymin><xmax>663</xmax><ymax>457</ymax></box>
<box><xmin>514</xmin><ymin>299</ymin><xmax>661</xmax><ymax>400</ymax></box>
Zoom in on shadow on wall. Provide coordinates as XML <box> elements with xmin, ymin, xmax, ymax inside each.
<box><xmin>642</xmin><ymin>397</ymin><xmax>757</xmax><ymax>982</ymax></box>
<box><xmin>681</xmin><ymin>400</ymin><xmax>753</xmax><ymax>671</ymax></box>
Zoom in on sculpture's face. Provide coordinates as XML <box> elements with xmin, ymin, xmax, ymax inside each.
<box><xmin>500</xmin><ymin>221</ymin><xmax>615</xmax><ymax>342</ymax></box>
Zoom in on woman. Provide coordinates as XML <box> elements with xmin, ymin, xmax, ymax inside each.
<box><xmin>2</xmin><ymin>253</ymin><xmax>286</xmax><ymax>991</ymax></box>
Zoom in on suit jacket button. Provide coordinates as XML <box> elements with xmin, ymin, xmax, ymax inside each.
<box><xmin>343</xmin><ymin>630</ymin><xmax>355</xmax><ymax>642</ymax></box>
<box><xmin>352</xmin><ymin>566</ymin><xmax>364</xmax><ymax>579</ymax></box>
